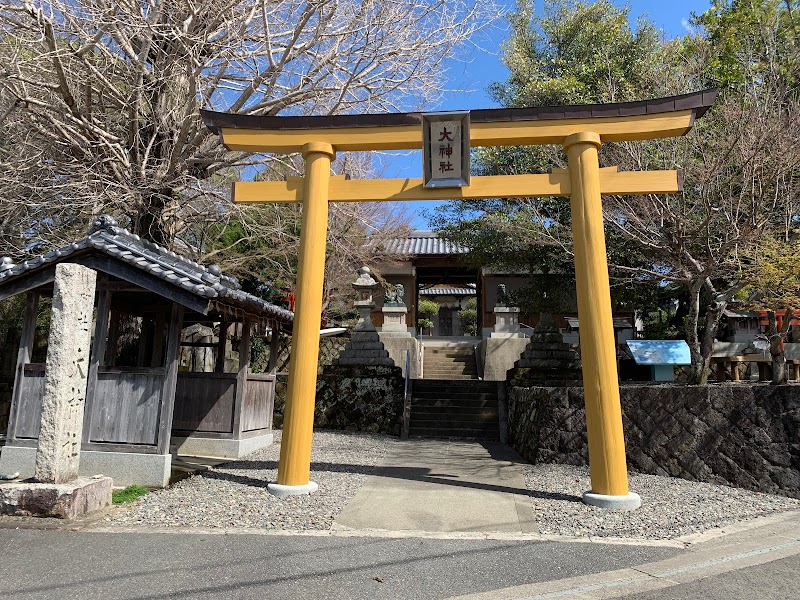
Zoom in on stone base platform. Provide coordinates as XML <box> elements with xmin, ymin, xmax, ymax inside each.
<box><xmin>0</xmin><ymin>445</ymin><xmax>172</xmax><ymax>488</ymax></box>
<box><xmin>0</xmin><ymin>476</ymin><xmax>112</xmax><ymax>519</ymax></box>
<box><xmin>172</xmin><ymin>432</ymin><xmax>274</xmax><ymax>460</ymax></box>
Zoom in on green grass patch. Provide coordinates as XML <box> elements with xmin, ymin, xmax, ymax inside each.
<box><xmin>112</xmin><ymin>485</ymin><xmax>150</xmax><ymax>504</ymax></box>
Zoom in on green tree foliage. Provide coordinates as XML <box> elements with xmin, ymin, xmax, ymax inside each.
<box><xmin>433</xmin><ymin>0</ymin><xmax>800</xmax><ymax>383</ymax></box>
<box><xmin>457</xmin><ymin>298</ymin><xmax>478</xmax><ymax>336</ymax></box>
<box><xmin>697</xmin><ymin>0</ymin><xmax>800</xmax><ymax>91</ymax></box>
<box><xmin>735</xmin><ymin>233</ymin><xmax>800</xmax><ymax>382</ymax></box>
<box><xmin>417</xmin><ymin>298</ymin><xmax>440</xmax><ymax>333</ymax></box>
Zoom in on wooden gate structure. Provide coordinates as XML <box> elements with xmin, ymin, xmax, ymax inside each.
<box><xmin>202</xmin><ymin>89</ymin><xmax>717</xmax><ymax>508</ymax></box>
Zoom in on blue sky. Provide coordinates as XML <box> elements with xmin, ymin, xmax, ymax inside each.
<box><xmin>389</xmin><ymin>0</ymin><xmax>711</xmax><ymax>228</ymax></box>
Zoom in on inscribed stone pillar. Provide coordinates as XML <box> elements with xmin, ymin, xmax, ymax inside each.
<box><xmin>34</xmin><ymin>263</ymin><xmax>97</xmax><ymax>484</ymax></box>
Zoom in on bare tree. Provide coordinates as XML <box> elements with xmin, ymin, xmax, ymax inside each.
<box><xmin>0</xmin><ymin>0</ymin><xmax>501</xmax><ymax>267</ymax></box>
<box><xmin>605</xmin><ymin>89</ymin><xmax>800</xmax><ymax>383</ymax></box>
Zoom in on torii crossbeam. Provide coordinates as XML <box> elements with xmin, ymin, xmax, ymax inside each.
<box><xmin>202</xmin><ymin>89</ymin><xmax>717</xmax><ymax>508</ymax></box>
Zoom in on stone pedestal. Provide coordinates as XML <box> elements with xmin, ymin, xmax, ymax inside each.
<box><xmin>491</xmin><ymin>307</ymin><xmax>522</xmax><ymax>338</ymax></box>
<box><xmin>0</xmin><ymin>477</ymin><xmax>112</xmax><ymax>519</ymax></box>
<box><xmin>379</xmin><ymin>305</ymin><xmax>418</xmax><ymax>378</ymax></box>
<box><xmin>35</xmin><ymin>263</ymin><xmax>97</xmax><ymax>484</ymax></box>
<box><xmin>481</xmin><ymin>337</ymin><xmax>529</xmax><ymax>381</ymax></box>
<box><xmin>381</xmin><ymin>306</ymin><xmax>409</xmax><ymax>333</ymax></box>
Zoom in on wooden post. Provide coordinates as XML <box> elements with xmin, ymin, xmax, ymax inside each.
<box><xmin>271</xmin><ymin>142</ymin><xmax>334</xmax><ymax>495</ymax></box>
<box><xmin>215</xmin><ymin>317</ymin><xmax>228</xmax><ymax>373</ymax></box>
<box><xmin>564</xmin><ymin>132</ymin><xmax>639</xmax><ymax>510</ymax></box>
<box><xmin>106</xmin><ymin>310</ymin><xmax>120</xmax><ymax>366</ymax></box>
<box><xmin>233</xmin><ymin>318</ymin><xmax>251</xmax><ymax>437</ymax></box>
<box><xmin>7</xmin><ymin>292</ymin><xmax>39</xmax><ymax>442</ymax></box>
<box><xmin>157</xmin><ymin>302</ymin><xmax>184</xmax><ymax>455</ymax></box>
<box><xmin>83</xmin><ymin>289</ymin><xmax>111</xmax><ymax>443</ymax></box>
<box><xmin>267</xmin><ymin>321</ymin><xmax>281</xmax><ymax>374</ymax></box>
<box><xmin>151</xmin><ymin>309</ymin><xmax>166</xmax><ymax>368</ymax></box>
<box><xmin>137</xmin><ymin>318</ymin><xmax>153</xmax><ymax>367</ymax></box>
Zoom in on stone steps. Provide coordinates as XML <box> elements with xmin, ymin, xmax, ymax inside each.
<box><xmin>408</xmin><ymin>379</ymin><xmax>499</xmax><ymax>440</ymax></box>
<box><xmin>422</xmin><ymin>344</ymin><xmax>479</xmax><ymax>380</ymax></box>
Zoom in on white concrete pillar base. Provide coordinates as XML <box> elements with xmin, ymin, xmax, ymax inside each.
<box><xmin>582</xmin><ymin>491</ymin><xmax>641</xmax><ymax>510</ymax></box>
<box><xmin>267</xmin><ymin>481</ymin><xmax>319</xmax><ymax>497</ymax></box>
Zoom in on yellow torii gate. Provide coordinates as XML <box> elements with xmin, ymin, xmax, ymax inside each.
<box><xmin>201</xmin><ymin>89</ymin><xmax>716</xmax><ymax>509</ymax></box>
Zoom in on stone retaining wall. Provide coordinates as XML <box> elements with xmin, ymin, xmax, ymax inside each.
<box><xmin>315</xmin><ymin>365</ymin><xmax>404</xmax><ymax>435</ymax></box>
<box><xmin>508</xmin><ymin>384</ymin><xmax>800</xmax><ymax>498</ymax></box>
<box><xmin>273</xmin><ymin>366</ymin><xmax>404</xmax><ymax>435</ymax></box>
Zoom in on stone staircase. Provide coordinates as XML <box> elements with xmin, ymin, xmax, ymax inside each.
<box><xmin>422</xmin><ymin>342</ymin><xmax>479</xmax><ymax>380</ymax></box>
<box><xmin>408</xmin><ymin>379</ymin><xmax>500</xmax><ymax>440</ymax></box>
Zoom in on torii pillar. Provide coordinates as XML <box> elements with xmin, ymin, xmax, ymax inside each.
<box><xmin>565</xmin><ymin>132</ymin><xmax>636</xmax><ymax>507</ymax></box>
<box><xmin>267</xmin><ymin>143</ymin><xmax>334</xmax><ymax>496</ymax></box>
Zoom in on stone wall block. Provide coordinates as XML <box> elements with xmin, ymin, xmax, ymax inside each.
<box><xmin>507</xmin><ymin>382</ymin><xmax>800</xmax><ymax>499</ymax></box>
<box><xmin>313</xmin><ymin>365</ymin><xmax>404</xmax><ymax>435</ymax></box>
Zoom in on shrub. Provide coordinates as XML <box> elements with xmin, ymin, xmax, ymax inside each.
<box><xmin>457</xmin><ymin>298</ymin><xmax>478</xmax><ymax>335</ymax></box>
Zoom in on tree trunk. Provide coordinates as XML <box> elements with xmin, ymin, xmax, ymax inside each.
<box><xmin>134</xmin><ymin>191</ymin><xmax>171</xmax><ymax>246</ymax></box>
<box><xmin>699</xmin><ymin>294</ymin><xmax>727</xmax><ymax>384</ymax></box>
<box><xmin>685</xmin><ymin>279</ymin><xmax>705</xmax><ymax>383</ymax></box>
<box><xmin>686</xmin><ymin>278</ymin><xmax>730</xmax><ymax>384</ymax></box>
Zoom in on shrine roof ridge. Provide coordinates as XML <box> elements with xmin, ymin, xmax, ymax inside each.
<box><xmin>201</xmin><ymin>89</ymin><xmax>717</xmax><ymax>132</ymax></box>
<box><xmin>0</xmin><ymin>216</ymin><xmax>294</xmax><ymax>325</ymax></box>
<box><xmin>379</xmin><ymin>231</ymin><xmax>469</xmax><ymax>256</ymax></box>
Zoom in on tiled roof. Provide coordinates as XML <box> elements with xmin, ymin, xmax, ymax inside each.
<box><xmin>565</xmin><ymin>317</ymin><xmax>633</xmax><ymax>329</ymax></box>
<box><xmin>380</xmin><ymin>231</ymin><xmax>469</xmax><ymax>256</ymax></box>
<box><xmin>0</xmin><ymin>215</ymin><xmax>293</xmax><ymax>324</ymax></box>
<box><xmin>419</xmin><ymin>284</ymin><xmax>476</xmax><ymax>296</ymax></box>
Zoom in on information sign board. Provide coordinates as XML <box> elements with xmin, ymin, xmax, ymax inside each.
<box><xmin>625</xmin><ymin>340</ymin><xmax>691</xmax><ymax>365</ymax></box>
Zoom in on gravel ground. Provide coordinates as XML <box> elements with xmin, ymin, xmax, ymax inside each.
<box><xmin>524</xmin><ymin>463</ymin><xmax>800</xmax><ymax>539</ymax></box>
<box><xmin>104</xmin><ymin>431</ymin><xmax>800</xmax><ymax>540</ymax></box>
<box><xmin>105</xmin><ymin>430</ymin><xmax>391</xmax><ymax>530</ymax></box>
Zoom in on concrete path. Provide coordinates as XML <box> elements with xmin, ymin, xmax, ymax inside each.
<box><xmin>334</xmin><ymin>439</ymin><xmax>538</xmax><ymax>534</ymax></box>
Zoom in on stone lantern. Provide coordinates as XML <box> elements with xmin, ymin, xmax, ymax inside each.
<box><xmin>333</xmin><ymin>266</ymin><xmax>394</xmax><ymax>366</ymax></box>
<box><xmin>352</xmin><ymin>266</ymin><xmax>378</xmax><ymax>332</ymax></box>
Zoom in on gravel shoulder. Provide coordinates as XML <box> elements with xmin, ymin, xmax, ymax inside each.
<box><xmin>102</xmin><ymin>430</ymin><xmax>800</xmax><ymax>540</ymax></box>
<box><xmin>523</xmin><ymin>463</ymin><xmax>800</xmax><ymax>539</ymax></box>
<box><xmin>105</xmin><ymin>430</ymin><xmax>391</xmax><ymax>530</ymax></box>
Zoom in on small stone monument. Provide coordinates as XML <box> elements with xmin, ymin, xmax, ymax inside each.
<box><xmin>333</xmin><ymin>267</ymin><xmax>394</xmax><ymax>366</ymax></box>
<box><xmin>509</xmin><ymin>313</ymin><xmax>583</xmax><ymax>386</ymax></box>
<box><xmin>379</xmin><ymin>282</ymin><xmax>418</xmax><ymax>379</ymax></box>
<box><xmin>381</xmin><ymin>283</ymin><xmax>408</xmax><ymax>334</ymax></box>
<box><xmin>0</xmin><ymin>263</ymin><xmax>112</xmax><ymax>518</ymax></box>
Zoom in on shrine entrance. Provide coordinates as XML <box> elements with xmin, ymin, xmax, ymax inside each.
<box><xmin>202</xmin><ymin>89</ymin><xmax>716</xmax><ymax>508</ymax></box>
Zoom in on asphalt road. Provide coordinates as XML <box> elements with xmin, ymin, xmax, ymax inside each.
<box><xmin>621</xmin><ymin>554</ymin><xmax>800</xmax><ymax>600</ymax></box>
<box><xmin>0</xmin><ymin>529</ymin><xmax>678</xmax><ymax>600</ymax></box>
